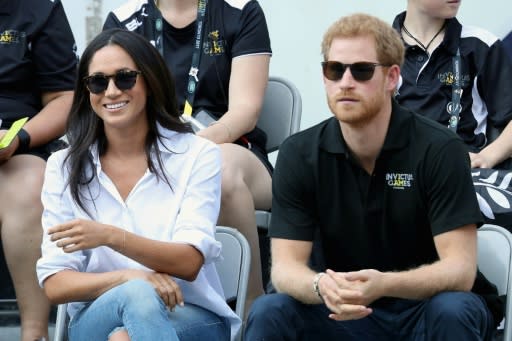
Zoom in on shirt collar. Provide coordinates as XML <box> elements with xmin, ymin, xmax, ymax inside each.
<box><xmin>393</xmin><ymin>11</ymin><xmax>462</xmax><ymax>55</ymax></box>
<box><xmin>319</xmin><ymin>100</ymin><xmax>412</xmax><ymax>156</ymax></box>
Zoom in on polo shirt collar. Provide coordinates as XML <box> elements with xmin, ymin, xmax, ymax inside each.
<box><xmin>381</xmin><ymin>100</ymin><xmax>412</xmax><ymax>151</ymax></box>
<box><xmin>319</xmin><ymin>100</ymin><xmax>412</xmax><ymax>155</ymax></box>
<box><xmin>392</xmin><ymin>11</ymin><xmax>462</xmax><ymax>56</ymax></box>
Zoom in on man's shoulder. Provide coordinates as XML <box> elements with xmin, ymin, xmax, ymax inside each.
<box><xmin>281</xmin><ymin>117</ymin><xmax>333</xmax><ymax>151</ymax></box>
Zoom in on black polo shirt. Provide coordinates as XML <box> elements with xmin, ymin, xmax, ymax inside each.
<box><xmin>270</xmin><ymin>101</ymin><xmax>482</xmax><ymax>273</ymax></box>
<box><xmin>0</xmin><ymin>0</ymin><xmax>77</xmax><ymax>128</ymax></box>
<box><xmin>392</xmin><ymin>12</ymin><xmax>512</xmax><ymax>152</ymax></box>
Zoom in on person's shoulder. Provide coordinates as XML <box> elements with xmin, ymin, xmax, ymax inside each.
<box><xmin>109</xmin><ymin>0</ymin><xmax>150</xmax><ymax>22</ymax></box>
<box><xmin>280</xmin><ymin>118</ymin><xmax>333</xmax><ymax>153</ymax></box>
<box><xmin>159</xmin><ymin>128</ymin><xmax>220</xmax><ymax>156</ymax></box>
<box><xmin>20</xmin><ymin>0</ymin><xmax>62</xmax><ymax>18</ymax></box>
<box><xmin>46</xmin><ymin>146</ymin><xmax>70</xmax><ymax>170</ymax></box>
<box><xmin>222</xmin><ymin>0</ymin><xmax>258</xmax><ymax>11</ymax></box>
<box><xmin>461</xmin><ymin>24</ymin><xmax>499</xmax><ymax>48</ymax></box>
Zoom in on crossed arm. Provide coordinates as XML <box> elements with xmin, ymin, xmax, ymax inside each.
<box><xmin>271</xmin><ymin>224</ymin><xmax>477</xmax><ymax>321</ymax></box>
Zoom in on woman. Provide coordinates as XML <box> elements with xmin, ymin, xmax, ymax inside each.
<box><xmin>36</xmin><ymin>29</ymin><xmax>239</xmax><ymax>340</ymax></box>
<box><xmin>104</xmin><ymin>0</ymin><xmax>272</xmax><ymax>308</ymax></box>
<box><xmin>0</xmin><ymin>0</ymin><xmax>76</xmax><ymax>339</ymax></box>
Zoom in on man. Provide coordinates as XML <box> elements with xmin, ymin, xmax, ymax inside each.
<box><xmin>393</xmin><ymin>0</ymin><xmax>512</xmax><ymax>170</ymax></box>
<box><xmin>244</xmin><ymin>13</ymin><xmax>500</xmax><ymax>340</ymax></box>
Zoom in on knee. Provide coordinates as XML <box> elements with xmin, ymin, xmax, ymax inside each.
<box><xmin>116</xmin><ymin>279</ymin><xmax>164</xmax><ymax>314</ymax></box>
<box><xmin>220</xmin><ymin>161</ymin><xmax>245</xmax><ymax>200</ymax></box>
<box><xmin>4</xmin><ymin>165</ymin><xmax>44</xmax><ymax>209</ymax></box>
<box><xmin>426</xmin><ymin>291</ymin><xmax>486</xmax><ymax>326</ymax></box>
<box><xmin>246</xmin><ymin>294</ymin><xmax>298</xmax><ymax>329</ymax></box>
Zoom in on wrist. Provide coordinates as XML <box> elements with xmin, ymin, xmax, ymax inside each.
<box><xmin>313</xmin><ymin>272</ymin><xmax>326</xmax><ymax>301</ymax></box>
<box><xmin>16</xmin><ymin>128</ymin><xmax>31</xmax><ymax>153</ymax></box>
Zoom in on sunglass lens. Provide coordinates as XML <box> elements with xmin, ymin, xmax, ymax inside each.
<box><xmin>87</xmin><ymin>75</ymin><xmax>109</xmax><ymax>94</ymax></box>
<box><xmin>323</xmin><ymin>61</ymin><xmax>346</xmax><ymax>81</ymax></box>
<box><xmin>350</xmin><ymin>63</ymin><xmax>376</xmax><ymax>81</ymax></box>
<box><xmin>114</xmin><ymin>71</ymin><xmax>138</xmax><ymax>91</ymax></box>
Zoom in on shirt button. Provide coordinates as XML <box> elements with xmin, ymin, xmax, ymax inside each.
<box><xmin>417</xmin><ymin>56</ymin><xmax>424</xmax><ymax>62</ymax></box>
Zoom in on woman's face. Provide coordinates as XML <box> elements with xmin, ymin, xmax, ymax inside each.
<box><xmin>86</xmin><ymin>44</ymin><xmax>148</xmax><ymax>133</ymax></box>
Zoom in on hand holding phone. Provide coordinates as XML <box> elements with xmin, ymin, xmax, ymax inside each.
<box><xmin>0</xmin><ymin>117</ymin><xmax>29</xmax><ymax>149</ymax></box>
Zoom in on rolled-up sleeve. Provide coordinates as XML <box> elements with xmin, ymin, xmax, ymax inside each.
<box><xmin>171</xmin><ymin>141</ymin><xmax>222</xmax><ymax>264</ymax></box>
<box><xmin>36</xmin><ymin>150</ymin><xmax>87</xmax><ymax>287</ymax></box>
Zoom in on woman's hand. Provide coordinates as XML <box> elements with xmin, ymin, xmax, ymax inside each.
<box><xmin>122</xmin><ymin>269</ymin><xmax>184</xmax><ymax>310</ymax></box>
<box><xmin>48</xmin><ymin>219</ymin><xmax>116</xmax><ymax>252</ymax></box>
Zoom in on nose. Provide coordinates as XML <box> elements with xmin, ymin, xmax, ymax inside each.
<box><xmin>338</xmin><ymin>67</ymin><xmax>355</xmax><ymax>89</ymax></box>
<box><xmin>104</xmin><ymin>78</ymin><xmax>122</xmax><ymax>96</ymax></box>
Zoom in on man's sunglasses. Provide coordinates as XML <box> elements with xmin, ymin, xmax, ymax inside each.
<box><xmin>321</xmin><ymin>61</ymin><xmax>389</xmax><ymax>82</ymax></box>
<box><xmin>84</xmin><ymin>70</ymin><xmax>142</xmax><ymax>94</ymax></box>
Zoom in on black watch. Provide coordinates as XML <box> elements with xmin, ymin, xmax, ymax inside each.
<box><xmin>16</xmin><ymin>128</ymin><xmax>31</xmax><ymax>153</ymax></box>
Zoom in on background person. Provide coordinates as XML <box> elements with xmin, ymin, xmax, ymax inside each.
<box><xmin>36</xmin><ymin>28</ymin><xmax>239</xmax><ymax>341</ymax></box>
<box><xmin>0</xmin><ymin>0</ymin><xmax>77</xmax><ymax>339</ymax></box>
<box><xmin>103</xmin><ymin>0</ymin><xmax>273</xmax><ymax>310</ymax></box>
<box><xmin>245</xmin><ymin>13</ymin><xmax>500</xmax><ymax>340</ymax></box>
<box><xmin>392</xmin><ymin>0</ymin><xmax>512</xmax><ymax>169</ymax></box>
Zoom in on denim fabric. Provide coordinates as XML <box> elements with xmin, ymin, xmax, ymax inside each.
<box><xmin>245</xmin><ymin>292</ymin><xmax>494</xmax><ymax>341</ymax></box>
<box><xmin>68</xmin><ymin>279</ymin><xmax>230</xmax><ymax>341</ymax></box>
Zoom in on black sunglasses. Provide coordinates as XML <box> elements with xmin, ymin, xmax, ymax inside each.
<box><xmin>84</xmin><ymin>70</ymin><xmax>142</xmax><ymax>94</ymax></box>
<box><xmin>321</xmin><ymin>61</ymin><xmax>389</xmax><ymax>82</ymax></box>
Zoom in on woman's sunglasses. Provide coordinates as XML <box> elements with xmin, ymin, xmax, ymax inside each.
<box><xmin>321</xmin><ymin>61</ymin><xmax>389</xmax><ymax>82</ymax></box>
<box><xmin>84</xmin><ymin>70</ymin><xmax>141</xmax><ymax>94</ymax></box>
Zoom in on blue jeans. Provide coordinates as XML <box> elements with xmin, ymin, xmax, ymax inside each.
<box><xmin>68</xmin><ymin>279</ymin><xmax>230</xmax><ymax>341</ymax></box>
<box><xmin>245</xmin><ymin>292</ymin><xmax>494</xmax><ymax>340</ymax></box>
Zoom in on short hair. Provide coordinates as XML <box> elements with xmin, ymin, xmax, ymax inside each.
<box><xmin>321</xmin><ymin>13</ymin><xmax>404</xmax><ymax>67</ymax></box>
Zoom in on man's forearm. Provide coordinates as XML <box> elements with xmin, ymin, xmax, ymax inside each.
<box><xmin>271</xmin><ymin>262</ymin><xmax>324</xmax><ymax>305</ymax></box>
<box><xmin>380</xmin><ymin>258</ymin><xmax>476</xmax><ymax>300</ymax></box>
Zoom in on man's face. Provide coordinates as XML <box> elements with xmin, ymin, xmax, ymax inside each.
<box><xmin>323</xmin><ymin>36</ymin><xmax>390</xmax><ymax>127</ymax></box>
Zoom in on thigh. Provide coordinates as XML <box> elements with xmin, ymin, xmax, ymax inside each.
<box><xmin>246</xmin><ymin>293</ymin><xmax>390</xmax><ymax>341</ymax></box>
<box><xmin>169</xmin><ymin>304</ymin><xmax>230</xmax><ymax>341</ymax></box>
<box><xmin>68</xmin><ymin>295</ymin><xmax>124</xmax><ymax>341</ymax></box>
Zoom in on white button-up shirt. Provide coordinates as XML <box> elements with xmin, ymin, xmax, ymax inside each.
<box><xmin>37</xmin><ymin>127</ymin><xmax>241</xmax><ymax>338</ymax></box>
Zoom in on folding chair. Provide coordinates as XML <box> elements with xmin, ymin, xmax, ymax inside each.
<box><xmin>255</xmin><ymin>76</ymin><xmax>302</xmax><ymax>230</ymax></box>
<box><xmin>477</xmin><ymin>224</ymin><xmax>512</xmax><ymax>340</ymax></box>
<box><xmin>53</xmin><ymin>226</ymin><xmax>251</xmax><ymax>341</ymax></box>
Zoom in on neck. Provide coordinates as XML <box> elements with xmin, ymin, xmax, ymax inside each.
<box><xmin>103</xmin><ymin>126</ymin><xmax>148</xmax><ymax>158</ymax></box>
<box><xmin>157</xmin><ymin>0</ymin><xmax>198</xmax><ymax>28</ymax></box>
<box><xmin>339</xmin><ymin>105</ymin><xmax>391</xmax><ymax>175</ymax></box>
<box><xmin>403</xmin><ymin>9</ymin><xmax>446</xmax><ymax>43</ymax></box>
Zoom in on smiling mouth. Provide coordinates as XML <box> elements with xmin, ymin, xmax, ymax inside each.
<box><xmin>104</xmin><ymin>102</ymin><xmax>128</xmax><ymax>110</ymax></box>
